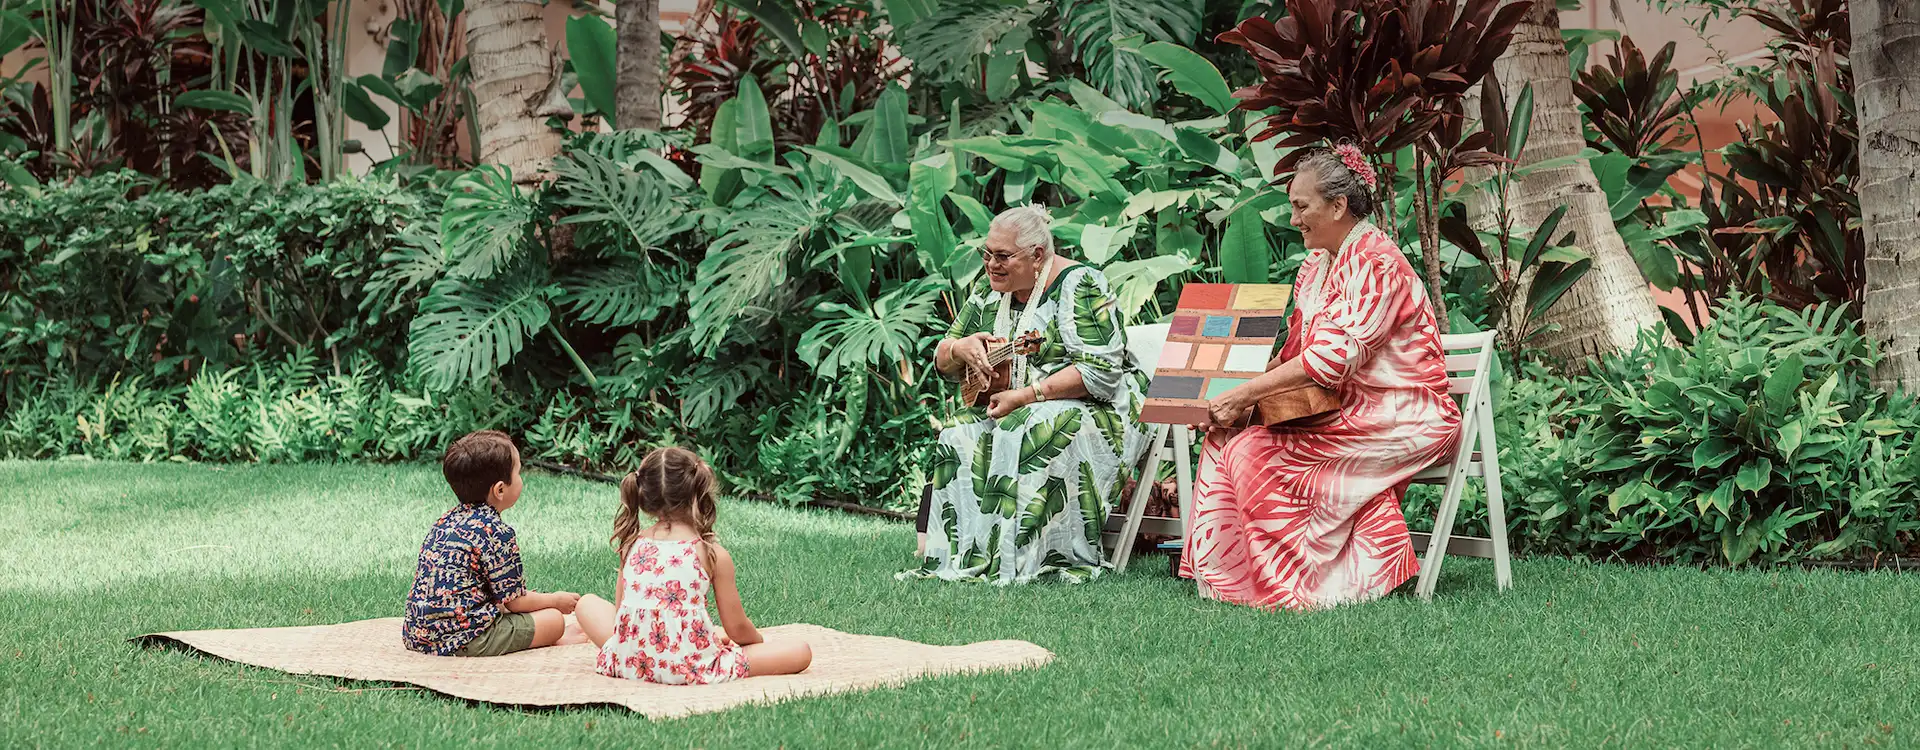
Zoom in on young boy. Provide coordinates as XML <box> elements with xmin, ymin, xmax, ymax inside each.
<box><xmin>403</xmin><ymin>430</ymin><xmax>581</xmax><ymax>656</ymax></box>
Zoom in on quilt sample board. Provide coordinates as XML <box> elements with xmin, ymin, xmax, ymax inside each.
<box><xmin>1138</xmin><ymin>283</ymin><xmax>1292</xmax><ymax>425</ymax></box>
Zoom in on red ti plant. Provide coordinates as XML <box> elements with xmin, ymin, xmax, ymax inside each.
<box><xmin>1217</xmin><ymin>0</ymin><xmax>1531</xmax><ymax>330</ymax></box>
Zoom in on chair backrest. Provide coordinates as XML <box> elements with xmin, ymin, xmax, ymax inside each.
<box><xmin>1437</xmin><ymin>330</ymin><xmax>1498</xmax><ymax>405</ymax></box>
<box><xmin>1124</xmin><ymin>323</ymin><xmax>1172</xmax><ymax>373</ymax></box>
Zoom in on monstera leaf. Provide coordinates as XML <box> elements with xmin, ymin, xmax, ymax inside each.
<box><xmin>1060</xmin><ymin>0</ymin><xmax>1204</xmax><ymax>111</ymax></box>
<box><xmin>409</xmin><ymin>276</ymin><xmax>556</xmax><ymax>391</ymax></box>
<box><xmin>440</xmin><ymin>166</ymin><xmax>533</xmax><ymax>280</ymax></box>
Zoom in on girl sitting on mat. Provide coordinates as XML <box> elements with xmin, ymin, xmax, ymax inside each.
<box><xmin>575</xmin><ymin>447</ymin><xmax>812</xmax><ymax>684</ymax></box>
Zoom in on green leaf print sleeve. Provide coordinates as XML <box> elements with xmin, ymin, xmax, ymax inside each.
<box><xmin>1061</xmin><ymin>269</ymin><xmax>1129</xmax><ymax>402</ymax></box>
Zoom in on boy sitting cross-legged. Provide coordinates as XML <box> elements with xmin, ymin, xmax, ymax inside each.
<box><xmin>403</xmin><ymin>430</ymin><xmax>582</xmax><ymax>657</ymax></box>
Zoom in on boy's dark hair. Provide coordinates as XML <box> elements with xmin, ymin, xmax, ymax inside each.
<box><xmin>443</xmin><ymin>430</ymin><xmax>517</xmax><ymax>506</ymax></box>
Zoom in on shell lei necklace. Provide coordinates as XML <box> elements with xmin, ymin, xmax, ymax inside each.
<box><xmin>991</xmin><ymin>253</ymin><xmax>1056</xmax><ymax>392</ymax></box>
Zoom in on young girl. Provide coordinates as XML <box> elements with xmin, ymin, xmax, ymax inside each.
<box><xmin>575</xmin><ymin>447</ymin><xmax>812</xmax><ymax>684</ymax></box>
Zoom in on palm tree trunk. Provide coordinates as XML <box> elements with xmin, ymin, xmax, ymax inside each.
<box><xmin>617</xmin><ymin>0</ymin><xmax>663</xmax><ymax>130</ymax></box>
<box><xmin>465</xmin><ymin>0</ymin><xmax>563</xmax><ymax>181</ymax></box>
<box><xmin>1471</xmin><ymin>2</ymin><xmax>1667</xmax><ymax>362</ymax></box>
<box><xmin>1856</xmin><ymin>0</ymin><xmax>1920</xmax><ymax>393</ymax></box>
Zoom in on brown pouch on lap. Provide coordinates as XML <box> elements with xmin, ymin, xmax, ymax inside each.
<box><xmin>1253</xmin><ymin>384</ymin><xmax>1342</xmax><ymax>427</ymax></box>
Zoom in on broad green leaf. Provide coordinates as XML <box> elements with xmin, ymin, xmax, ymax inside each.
<box><xmin>886</xmin><ymin>0</ymin><xmax>941</xmax><ymax>28</ymax></box>
<box><xmin>1219</xmin><ymin>212</ymin><xmax>1271</xmax><ymax>283</ymax></box>
<box><xmin>1763</xmin><ymin>353</ymin><xmax>1805</xmax><ymax>415</ymax></box>
<box><xmin>1060</xmin><ymin>0</ymin><xmax>1204</xmax><ymax>111</ymax></box>
<box><xmin>1079</xmin><ymin>221</ymin><xmax>1138</xmax><ymax>264</ymax></box>
<box><xmin>391</xmin><ymin>69</ymin><xmax>446</xmax><ymax>112</ymax></box>
<box><xmin>896</xmin><ymin>1</ymin><xmax>1039</xmax><ymax>87</ymax></box>
<box><xmin>1526</xmin><ymin>258</ymin><xmax>1590</xmax><ymax>321</ymax></box>
<box><xmin>1508</xmin><ymin>82</ymin><xmax>1535</xmax><ymax>162</ymax></box>
<box><xmin>1690</xmin><ymin>437</ymin><xmax>1739</xmax><ymax>470</ymax></box>
<box><xmin>383</xmin><ymin>18</ymin><xmax>421</xmax><ymax>78</ymax></box>
<box><xmin>1174</xmin><ymin>128</ymin><xmax>1240</xmax><ymax>175</ymax></box>
<box><xmin>908</xmin><ymin>153</ymin><xmax>960</xmax><ymax>271</ymax></box>
<box><xmin>566</xmin><ymin>16</ymin><xmax>618</xmax><ymax>125</ymax></box>
<box><xmin>630</xmin><ymin>149</ymin><xmax>694</xmax><ymax>189</ymax></box>
<box><xmin>1068</xmin><ymin>79</ymin><xmax>1128</xmax><ymax>116</ymax></box>
<box><xmin>857</xmin><ymin>84</ymin><xmax>910</xmax><ymax>166</ymax></box>
<box><xmin>1521</xmin><ymin>204</ymin><xmax>1570</xmax><ymax>270</ymax></box>
<box><xmin>1136</xmin><ymin>41</ymin><xmax>1235</xmax><ymax>114</ymax></box>
<box><xmin>800</xmin><ymin>147</ymin><xmax>902</xmax><ymax>204</ymax></box>
<box><xmin>950</xmin><ymin>194</ymin><xmax>994</xmax><ymax>233</ymax></box>
<box><xmin>1735</xmin><ymin>458</ymin><xmax>1772</xmax><ymax>493</ymax></box>
<box><xmin>340</xmin><ymin>80</ymin><xmax>390</xmax><ymax>130</ymax></box>
<box><xmin>1019</xmin><ymin>478</ymin><xmax>1071</xmax><ymax>546</ymax></box>
<box><xmin>1104</xmin><ymin>255</ymin><xmax>1194</xmax><ymax>319</ymax></box>
<box><xmin>725</xmin><ymin>0</ymin><xmax>809</xmax><ymax>54</ymax></box>
<box><xmin>175</xmin><ymin>90</ymin><xmax>253</xmax><ymax>115</ymax></box>
<box><xmin>735</xmin><ymin>79</ymin><xmax>775</xmax><ymax>162</ymax></box>
<box><xmin>1776</xmin><ymin>420</ymin><xmax>1805</xmax><ymax>460</ymax></box>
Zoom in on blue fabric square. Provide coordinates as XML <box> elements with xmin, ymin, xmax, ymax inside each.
<box><xmin>1202</xmin><ymin>315</ymin><xmax>1235</xmax><ymax>337</ymax></box>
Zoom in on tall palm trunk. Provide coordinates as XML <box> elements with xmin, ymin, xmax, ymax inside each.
<box><xmin>617</xmin><ymin>0</ymin><xmax>663</xmax><ymax>130</ymax></box>
<box><xmin>1856</xmin><ymin>0</ymin><xmax>1920</xmax><ymax>393</ymax></box>
<box><xmin>465</xmin><ymin>0</ymin><xmax>563</xmax><ymax>180</ymax></box>
<box><xmin>1473</xmin><ymin>2</ymin><xmax>1667</xmax><ymax>361</ymax></box>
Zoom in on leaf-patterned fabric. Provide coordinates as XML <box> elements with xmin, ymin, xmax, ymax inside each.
<box><xmin>903</xmin><ymin>266</ymin><xmax>1151</xmax><ymax>584</ymax></box>
<box><xmin>1179</xmin><ymin>224</ymin><xmax>1461</xmax><ymax>610</ymax></box>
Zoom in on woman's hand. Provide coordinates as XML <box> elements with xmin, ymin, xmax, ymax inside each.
<box><xmin>951</xmin><ymin>333</ymin><xmax>1001</xmax><ymax>376</ymax></box>
<box><xmin>1204</xmin><ymin>390</ymin><xmax>1252</xmax><ymax>430</ymax></box>
<box><xmin>986</xmin><ymin>387</ymin><xmax>1035</xmax><ymax>419</ymax></box>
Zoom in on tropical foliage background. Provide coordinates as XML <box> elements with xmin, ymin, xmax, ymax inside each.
<box><xmin>3</xmin><ymin>0</ymin><xmax>1918</xmax><ymax>567</ymax></box>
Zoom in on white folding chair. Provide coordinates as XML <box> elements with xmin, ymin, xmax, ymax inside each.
<box><xmin>1409</xmin><ymin>330</ymin><xmax>1511</xmax><ymax>600</ymax></box>
<box><xmin>1101</xmin><ymin>323</ymin><xmax>1196</xmax><ymax>573</ymax></box>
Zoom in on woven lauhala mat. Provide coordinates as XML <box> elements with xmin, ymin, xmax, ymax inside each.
<box><xmin>136</xmin><ymin>618</ymin><xmax>1052</xmax><ymax>719</ymax></box>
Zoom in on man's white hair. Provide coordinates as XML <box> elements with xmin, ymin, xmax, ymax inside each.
<box><xmin>989</xmin><ymin>204</ymin><xmax>1055</xmax><ymax>257</ymax></box>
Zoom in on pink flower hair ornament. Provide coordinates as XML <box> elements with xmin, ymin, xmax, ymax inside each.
<box><xmin>1333</xmin><ymin>143</ymin><xmax>1377</xmax><ymax>190</ymax></box>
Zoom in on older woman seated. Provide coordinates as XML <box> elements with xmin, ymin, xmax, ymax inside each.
<box><xmin>902</xmin><ymin>205</ymin><xmax>1150</xmax><ymax>585</ymax></box>
<box><xmin>1179</xmin><ymin>146</ymin><xmax>1462</xmax><ymax>610</ymax></box>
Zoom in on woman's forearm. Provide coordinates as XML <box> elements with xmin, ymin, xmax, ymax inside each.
<box><xmin>1033</xmin><ymin>366</ymin><xmax>1088</xmax><ymax>401</ymax></box>
<box><xmin>935</xmin><ymin>338</ymin><xmax>960</xmax><ymax>375</ymax></box>
<box><xmin>1222</xmin><ymin>357</ymin><xmax>1314</xmax><ymax>410</ymax></box>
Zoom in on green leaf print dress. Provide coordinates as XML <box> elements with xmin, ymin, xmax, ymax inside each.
<box><xmin>902</xmin><ymin>266</ymin><xmax>1153</xmax><ymax>584</ymax></box>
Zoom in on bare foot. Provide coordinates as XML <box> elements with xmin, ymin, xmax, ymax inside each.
<box><xmin>556</xmin><ymin>620</ymin><xmax>588</xmax><ymax>646</ymax></box>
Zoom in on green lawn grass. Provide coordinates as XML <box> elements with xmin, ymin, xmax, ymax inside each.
<box><xmin>5</xmin><ymin>460</ymin><xmax>1920</xmax><ymax>748</ymax></box>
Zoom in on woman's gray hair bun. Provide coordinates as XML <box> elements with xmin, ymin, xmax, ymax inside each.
<box><xmin>1294</xmin><ymin>149</ymin><xmax>1377</xmax><ymax>219</ymax></box>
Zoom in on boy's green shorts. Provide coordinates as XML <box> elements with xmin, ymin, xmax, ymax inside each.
<box><xmin>455</xmin><ymin>612</ymin><xmax>537</xmax><ymax>657</ymax></box>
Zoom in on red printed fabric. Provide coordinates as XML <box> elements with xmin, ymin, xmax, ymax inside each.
<box><xmin>1179</xmin><ymin>224</ymin><xmax>1461</xmax><ymax>611</ymax></box>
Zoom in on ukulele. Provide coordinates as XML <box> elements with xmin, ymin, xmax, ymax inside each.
<box><xmin>961</xmin><ymin>331</ymin><xmax>1048</xmax><ymax>407</ymax></box>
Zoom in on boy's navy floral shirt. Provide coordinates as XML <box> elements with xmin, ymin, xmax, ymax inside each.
<box><xmin>402</xmin><ymin>504</ymin><xmax>529</xmax><ymax>655</ymax></box>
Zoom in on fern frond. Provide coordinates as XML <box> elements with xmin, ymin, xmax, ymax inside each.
<box><xmin>1060</xmin><ymin>0</ymin><xmax>1203</xmax><ymax>111</ymax></box>
<box><xmin>440</xmin><ymin>166</ymin><xmax>534</xmax><ymax>280</ymax></box>
<box><xmin>408</xmin><ymin>276</ymin><xmax>556</xmax><ymax>391</ymax></box>
<box><xmin>550</xmin><ymin>149</ymin><xmax>692</xmax><ymax>257</ymax></box>
<box><xmin>897</xmin><ymin>0</ymin><xmax>1040</xmax><ymax>86</ymax></box>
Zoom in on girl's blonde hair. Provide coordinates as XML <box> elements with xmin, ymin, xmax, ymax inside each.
<box><xmin>612</xmin><ymin>447</ymin><xmax>719</xmax><ymax>558</ymax></box>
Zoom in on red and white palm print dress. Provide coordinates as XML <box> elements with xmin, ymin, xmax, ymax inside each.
<box><xmin>595</xmin><ymin>538</ymin><xmax>750</xmax><ymax>685</ymax></box>
<box><xmin>1178</xmin><ymin>222</ymin><xmax>1461</xmax><ymax>611</ymax></box>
